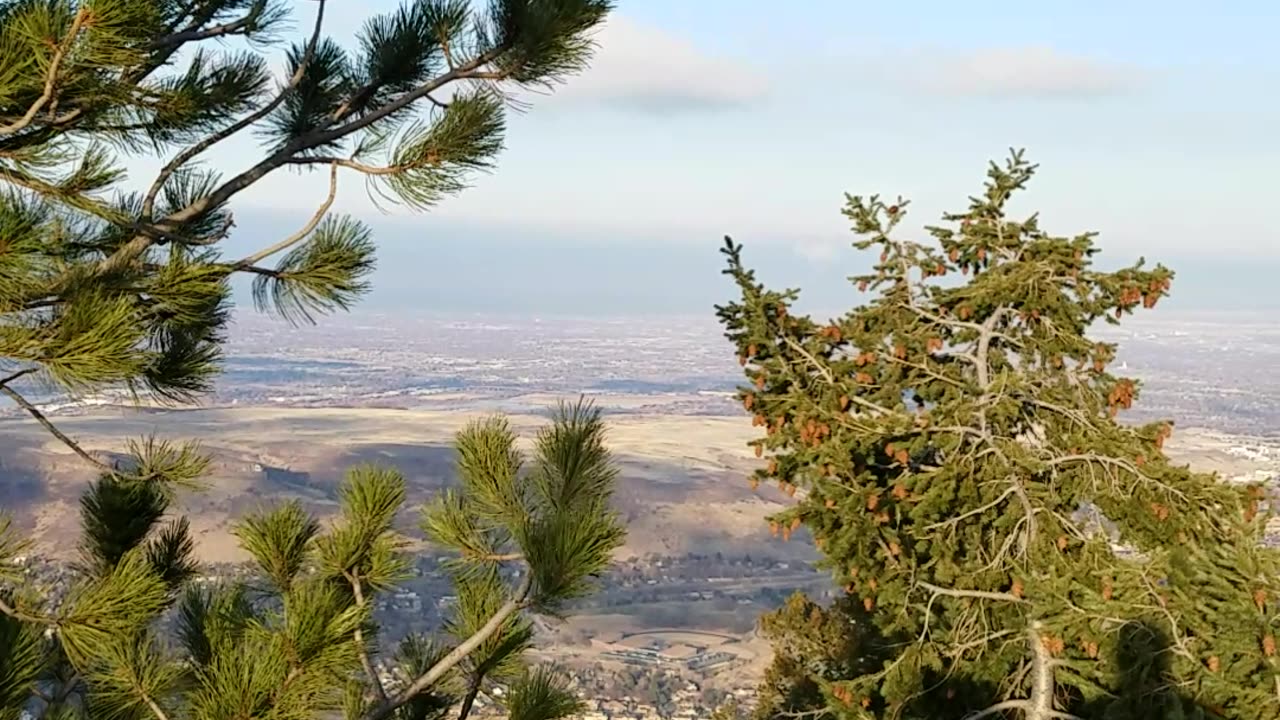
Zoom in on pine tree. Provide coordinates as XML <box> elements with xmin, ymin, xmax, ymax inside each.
<box><xmin>716</xmin><ymin>152</ymin><xmax>1280</xmax><ymax>720</ymax></box>
<box><xmin>0</xmin><ymin>0</ymin><xmax>611</xmax><ymax>472</ymax></box>
<box><xmin>1</xmin><ymin>398</ymin><xmax>626</xmax><ymax>720</ymax></box>
<box><xmin>1</xmin><ymin>4</ymin><xmax>616</xmax><ymax>715</ymax></box>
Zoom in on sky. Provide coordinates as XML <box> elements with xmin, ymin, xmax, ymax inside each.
<box><xmin>129</xmin><ymin>0</ymin><xmax>1280</xmax><ymax>316</ymax></box>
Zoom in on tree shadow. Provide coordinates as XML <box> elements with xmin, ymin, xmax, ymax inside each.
<box><xmin>911</xmin><ymin>620</ymin><xmax>1217</xmax><ymax>720</ymax></box>
<box><xmin>755</xmin><ymin>601</ymin><xmax>1222</xmax><ymax>720</ymax></box>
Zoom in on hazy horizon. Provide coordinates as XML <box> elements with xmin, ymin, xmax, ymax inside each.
<box><xmin>221</xmin><ymin>209</ymin><xmax>1280</xmax><ymax>319</ymax></box>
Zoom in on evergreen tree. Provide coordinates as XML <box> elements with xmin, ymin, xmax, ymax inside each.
<box><xmin>0</xmin><ymin>0</ymin><xmax>611</xmax><ymax>472</ymax></box>
<box><xmin>0</xmin><ymin>399</ymin><xmax>626</xmax><ymax>720</ymax></box>
<box><xmin>747</xmin><ymin>591</ymin><xmax>891</xmax><ymax>720</ymax></box>
<box><xmin>1</xmin><ymin>4</ymin><xmax>617</xmax><ymax>716</ymax></box>
<box><xmin>716</xmin><ymin>153</ymin><xmax>1280</xmax><ymax>720</ymax></box>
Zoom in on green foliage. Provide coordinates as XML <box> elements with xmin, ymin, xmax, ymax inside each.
<box><xmin>502</xmin><ymin>666</ymin><xmax>584</xmax><ymax>720</ymax></box>
<box><xmin>1</xmin><ymin>3</ymin><xmax>620</xmax><ymax>718</ymax></box>
<box><xmin>749</xmin><ymin>593</ymin><xmax>891</xmax><ymax>720</ymax></box>
<box><xmin>717</xmin><ymin>153</ymin><xmax>1280</xmax><ymax>719</ymax></box>
<box><xmin>1</xmin><ymin>404</ymin><xmax>624</xmax><ymax>720</ymax></box>
<box><xmin>234</xmin><ymin>500</ymin><xmax>321</xmax><ymax>593</ymax></box>
<box><xmin>422</xmin><ymin>399</ymin><xmax>625</xmax><ymax>615</ymax></box>
<box><xmin>1</xmin><ymin>0</ymin><xmax>614</xmax><ymax>464</ymax></box>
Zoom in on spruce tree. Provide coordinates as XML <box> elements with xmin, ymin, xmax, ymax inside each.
<box><xmin>747</xmin><ymin>592</ymin><xmax>891</xmax><ymax>720</ymax></box>
<box><xmin>716</xmin><ymin>153</ymin><xmax>1280</xmax><ymax>720</ymax></box>
<box><xmin>1</xmin><ymin>399</ymin><xmax>625</xmax><ymax>720</ymax></box>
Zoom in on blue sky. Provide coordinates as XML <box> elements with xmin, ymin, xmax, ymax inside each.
<box><xmin>128</xmin><ymin>1</ymin><xmax>1280</xmax><ymax>315</ymax></box>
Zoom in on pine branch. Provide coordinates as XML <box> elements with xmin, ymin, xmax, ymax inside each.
<box><xmin>103</xmin><ymin>44</ymin><xmax>509</xmax><ymax>274</ymax></box>
<box><xmin>364</xmin><ymin>573</ymin><xmax>534</xmax><ymax>720</ymax></box>
<box><xmin>0</xmin><ymin>594</ymin><xmax>47</xmax><ymax>625</ymax></box>
<box><xmin>141</xmin><ymin>0</ymin><xmax>330</xmax><ymax>221</ymax></box>
<box><xmin>0</xmin><ymin>382</ymin><xmax>114</xmax><ymax>473</ymax></box>
<box><xmin>143</xmin><ymin>691</ymin><xmax>172</xmax><ymax>720</ymax></box>
<box><xmin>345</xmin><ymin>570</ymin><xmax>388</xmax><ymax>705</ymax></box>
<box><xmin>0</xmin><ymin>6</ymin><xmax>89</xmax><ymax>136</ymax></box>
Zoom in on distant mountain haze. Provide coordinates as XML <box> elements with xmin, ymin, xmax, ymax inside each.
<box><xmin>225</xmin><ymin>209</ymin><xmax>1280</xmax><ymax>318</ymax></box>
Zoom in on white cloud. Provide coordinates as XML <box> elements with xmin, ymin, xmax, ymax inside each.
<box><xmin>901</xmin><ymin>46</ymin><xmax>1145</xmax><ymax>99</ymax></box>
<box><xmin>538</xmin><ymin>16</ymin><xmax>770</xmax><ymax>112</ymax></box>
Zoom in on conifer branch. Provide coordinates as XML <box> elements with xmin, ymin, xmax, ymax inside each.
<box><xmin>1045</xmin><ymin>453</ymin><xmax>1188</xmax><ymax>501</ymax></box>
<box><xmin>0</xmin><ymin>7</ymin><xmax>88</xmax><ymax>136</ymax></box>
<box><xmin>231</xmin><ymin>162</ymin><xmax>339</xmax><ymax>269</ymax></box>
<box><xmin>365</xmin><ymin>573</ymin><xmax>534</xmax><ymax>720</ymax></box>
<box><xmin>109</xmin><ymin>45</ymin><xmax>510</xmax><ymax>272</ymax></box>
<box><xmin>143</xmin><ymin>692</ymin><xmax>172</xmax><ymax>720</ymax></box>
<box><xmin>148</xmin><ymin>7</ymin><xmax>266</xmax><ymax>49</ymax></box>
<box><xmin>0</xmin><ymin>383</ymin><xmax>114</xmax><ymax>473</ymax></box>
<box><xmin>141</xmin><ymin>0</ymin><xmax>330</xmax><ymax>221</ymax></box>
<box><xmin>781</xmin><ymin>336</ymin><xmax>893</xmax><ymax>416</ymax></box>
<box><xmin>925</xmin><ymin>487</ymin><xmax>1016</xmax><ymax>532</ymax></box>
<box><xmin>345</xmin><ymin>570</ymin><xmax>388</xmax><ymax>704</ymax></box>
<box><xmin>0</xmin><ymin>594</ymin><xmax>47</xmax><ymax>624</ymax></box>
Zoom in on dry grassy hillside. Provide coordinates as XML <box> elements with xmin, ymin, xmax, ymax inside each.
<box><xmin>0</xmin><ymin>404</ymin><xmax>816</xmax><ymax>564</ymax></box>
<box><xmin>3</xmin><ymin>400</ymin><xmax>1269</xmax><ymax>565</ymax></box>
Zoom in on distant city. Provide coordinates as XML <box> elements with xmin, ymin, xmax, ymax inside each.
<box><xmin>8</xmin><ymin>308</ymin><xmax>1280</xmax><ymax>435</ymax></box>
<box><xmin>221</xmin><ymin>308</ymin><xmax>1280</xmax><ymax>434</ymax></box>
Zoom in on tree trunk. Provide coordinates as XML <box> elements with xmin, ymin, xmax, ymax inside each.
<box><xmin>1026</xmin><ymin>621</ymin><xmax>1057</xmax><ymax>720</ymax></box>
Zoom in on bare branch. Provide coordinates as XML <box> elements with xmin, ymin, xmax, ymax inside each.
<box><xmin>0</xmin><ymin>7</ymin><xmax>88</xmax><ymax>136</ymax></box>
<box><xmin>439</xmin><ymin>30</ymin><xmax>457</xmax><ymax>71</ymax></box>
<box><xmin>1026</xmin><ymin>622</ymin><xmax>1060</xmax><ymax>720</ymax></box>
<box><xmin>147</xmin><ymin>7</ymin><xmax>263</xmax><ymax>50</ymax></box>
<box><xmin>455</xmin><ymin>677</ymin><xmax>483</xmax><ymax>720</ymax></box>
<box><xmin>230</xmin><ymin>162</ymin><xmax>338</xmax><ymax>269</ymax></box>
<box><xmin>917</xmin><ymin>581</ymin><xmax>1027</xmax><ymax>605</ymax></box>
<box><xmin>142</xmin><ymin>693</ymin><xmax>172</xmax><ymax>720</ymax></box>
<box><xmin>285</xmin><ymin>155</ymin><xmax>429</xmax><ymax>177</ymax></box>
<box><xmin>962</xmin><ymin>699</ymin><xmax>1028</xmax><ymax>720</ymax></box>
<box><xmin>0</xmin><ymin>383</ymin><xmax>114</xmax><ymax>473</ymax></box>
<box><xmin>346</xmin><ymin>570</ymin><xmax>388</xmax><ymax>704</ymax></box>
<box><xmin>468</xmin><ymin>551</ymin><xmax>522</xmax><ymax>562</ymax></box>
<box><xmin>0</xmin><ymin>368</ymin><xmax>37</xmax><ymax>387</ymax></box>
